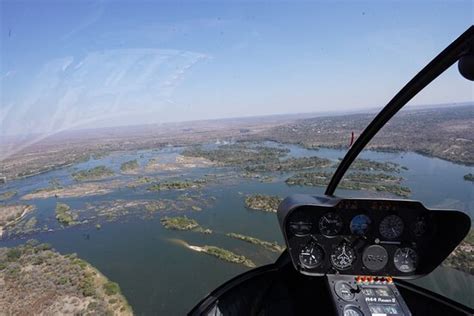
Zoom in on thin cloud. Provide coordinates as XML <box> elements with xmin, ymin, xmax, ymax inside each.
<box><xmin>0</xmin><ymin>48</ymin><xmax>210</xmax><ymax>160</ymax></box>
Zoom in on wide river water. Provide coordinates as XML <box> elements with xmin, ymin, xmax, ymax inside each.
<box><xmin>0</xmin><ymin>143</ymin><xmax>473</xmax><ymax>314</ymax></box>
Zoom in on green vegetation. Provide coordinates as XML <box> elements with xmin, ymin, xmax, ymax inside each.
<box><xmin>256</xmin><ymin>106</ymin><xmax>473</xmax><ymax>165</ymax></box>
<box><xmin>245</xmin><ymin>156</ymin><xmax>332</xmax><ymax>172</ymax></box>
<box><xmin>244</xmin><ymin>194</ymin><xmax>283</xmax><ymax>213</ymax></box>
<box><xmin>160</xmin><ymin>216</ymin><xmax>212</xmax><ymax>233</ymax></box>
<box><xmin>182</xmin><ymin>144</ymin><xmax>289</xmax><ymax>167</ymax></box>
<box><xmin>127</xmin><ymin>176</ymin><xmax>156</xmax><ymax>188</ymax></box>
<box><xmin>48</xmin><ymin>178</ymin><xmax>63</xmax><ymax>189</ymax></box>
<box><xmin>120</xmin><ymin>159</ymin><xmax>139</xmax><ymax>172</ymax></box>
<box><xmin>286</xmin><ymin>171</ymin><xmax>411</xmax><ymax>197</ymax></box>
<box><xmin>338</xmin><ymin>158</ymin><xmax>405</xmax><ymax>172</ymax></box>
<box><xmin>55</xmin><ymin>203</ymin><xmax>77</xmax><ymax>226</ymax></box>
<box><xmin>83</xmin><ymin>197</ymin><xmax>214</xmax><ymax>224</ymax></box>
<box><xmin>0</xmin><ymin>190</ymin><xmax>17</xmax><ymax>201</ymax></box>
<box><xmin>80</xmin><ymin>271</ymin><xmax>96</xmax><ymax>296</ymax></box>
<box><xmin>148</xmin><ymin>179</ymin><xmax>203</xmax><ymax>191</ymax></box>
<box><xmin>6</xmin><ymin>248</ymin><xmax>22</xmax><ymax>261</ymax></box>
<box><xmin>161</xmin><ymin>216</ymin><xmax>198</xmax><ymax>230</ymax></box>
<box><xmin>464</xmin><ymin>173</ymin><xmax>474</xmax><ymax>182</ymax></box>
<box><xmin>103</xmin><ymin>281</ymin><xmax>121</xmax><ymax>296</ymax></box>
<box><xmin>72</xmin><ymin>166</ymin><xmax>114</xmax><ymax>181</ymax></box>
<box><xmin>227</xmin><ymin>233</ymin><xmax>284</xmax><ymax>253</ymax></box>
<box><xmin>10</xmin><ymin>216</ymin><xmax>38</xmax><ymax>236</ymax></box>
<box><xmin>0</xmin><ymin>241</ymin><xmax>132</xmax><ymax>314</ymax></box>
<box><xmin>202</xmin><ymin>245</ymin><xmax>256</xmax><ymax>268</ymax></box>
<box><xmin>144</xmin><ymin>201</ymin><xmax>167</xmax><ymax>212</ymax></box>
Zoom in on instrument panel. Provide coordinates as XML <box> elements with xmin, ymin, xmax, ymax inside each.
<box><xmin>277</xmin><ymin>194</ymin><xmax>471</xmax><ymax>278</ymax></box>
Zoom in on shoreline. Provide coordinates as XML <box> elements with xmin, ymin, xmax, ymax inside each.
<box><xmin>0</xmin><ymin>205</ymin><xmax>35</xmax><ymax>238</ymax></box>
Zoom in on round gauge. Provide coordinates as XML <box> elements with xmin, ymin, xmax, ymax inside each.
<box><xmin>334</xmin><ymin>281</ymin><xmax>355</xmax><ymax>301</ymax></box>
<box><xmin>319</xmin><ymin>212</ymin><xmax>343</xmax><ymax>236</ymax></box>
<box><xmin>289</xmin><ymin>221</ymin><xmax>312</xmax><ymax>237</ymax></box>
<box><xmin>362</xmin><ymin>245</ymin><xmax>388</xmax><ymax>271</ymax></box>
<box><xmin>350</xmin><ymin>214</ymin><xmax>372</xmax><ymax>236</ymax></box>
<box><xmin>393</xmin><ymin>247</ymin><xmax>418</xmax><ymax>273</ymax></box>
<box><xmin>412</xmin><ymin>215</ymin><xmax>427</xmax><ymax>237</ymax></box>
<box><xmin>379</xmin><ymin>215</ymin><xmax>404</xmax><ymax>239</ymax></box>
<box><xmin>299</xmin><ymin>243</ymin><xmax>324</xmax><ymax>269</ymax></box>
<box><xmin>344</xmin><ymin>306</ymin><xmax>363</xmax><ymax>316</ymax></box>
<box><xmin>330</xmin><ymin>243</ymin><xmax>356</xmax><ymax>270</ymax></box>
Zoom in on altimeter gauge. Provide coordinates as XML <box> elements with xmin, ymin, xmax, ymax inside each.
<box><xmin>379</xmin><ymin>215</ymin><xmax>404</xmax><ymax>239</ymax></box>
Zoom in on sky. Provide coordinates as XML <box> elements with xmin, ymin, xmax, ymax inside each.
<box><xmin>0</xmin><ymin>0</ymin><xmax>473</xmax><ymax>139</ymax></box>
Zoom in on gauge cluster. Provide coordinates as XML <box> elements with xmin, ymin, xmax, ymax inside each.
<box><xmin>278</xmin><ymin>194</ymin><xmax>471</xmax><ymax>278</ymax></box>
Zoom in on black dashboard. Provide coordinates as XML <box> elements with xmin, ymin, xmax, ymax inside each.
<box><xmin>278</xmin><ymin>194</ymin><xmax>471</xmax><ymax>279</ymax></box>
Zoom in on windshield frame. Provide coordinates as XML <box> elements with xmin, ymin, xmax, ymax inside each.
<box><xmin>325</xmin><ymin>26</ymin><xmax>474</xmax><ymax>196</ymax></box>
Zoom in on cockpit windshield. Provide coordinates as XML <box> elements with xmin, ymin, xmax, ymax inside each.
<box><xmin>0</xmin><ymin>1</ymin><xmax>472</xmax><ymax>314</ymax></box>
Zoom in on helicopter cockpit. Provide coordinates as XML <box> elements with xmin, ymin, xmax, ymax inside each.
<box><xmin>189</xmin><ymin>26</ymin><xmax>474</xmax><ymax>316</ymax></box>
<box><xmin>280</xmin><ymin>195</ymin><xmax>469</xmax><ymax>315</ymax></box>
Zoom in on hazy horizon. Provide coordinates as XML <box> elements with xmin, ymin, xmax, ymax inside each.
<box><xmin>0</xmin><ymin>100</ymin><xmax>471</xmax><ymax>140</ymax></box>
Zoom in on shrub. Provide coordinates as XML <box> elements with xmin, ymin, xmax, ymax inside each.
<box><xmin>26</xmin><ymin>239</ymin><xmax>39</xmax><ymax>247</ymax></box>
<box><xmin>103</xmin><ymin>281</ymin><xmax>121</xmax><ymax>296</ymax></box>
<box><xmin>80</xmin><ymin>276</ymin><xmax>96</xmax><ymax>297</ymax></box>
<box><xmin>74</xmin><ymin>258</ymin><xmax>88</xmax><ymax>269</ymax></box>
<box><xmin>6</xmin><ymin>248</ymin><xmax>22</xmax><ymax>261</ymax></box>
<box><xmin>36</xmin><ymin>243</ymin><xmax>52</xmax><ymax>251</ymax></box>
<box><xmin>57</xmin><ymin>276</ymin><xmax>69</xmax><ymax>285</ymax></box>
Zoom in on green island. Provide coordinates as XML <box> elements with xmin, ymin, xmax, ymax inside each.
<box><xmin>244</xmin><ymin>156</ymin><xmax>332</xmax><ymax>172</ymax></box>
<box><xmin>120</xmin><ymin>159</ymin><xmax>139</xmax><ymax>173</ymax></box>
<box><xmin>242</xmin><ymin>172</ymin><xmax>275</xmax><ymax>183</ymax></box>
<box><xmin>160</xmin><ymin>216</ymin><xmax>212</xmax><ymax>234</ymax></box>
<box><xmin>226</xmin><ymin>233</ymin><xmax>284</xmax><ymax>253</ymax></box>
<box><xmin>443</xmin><ymin>229</ymin><xmax>473</xmax><ymax>275</ymax></box>
<box><xmin>171</xmin><ymin>239</ymin><xmax>255</xmax><ymax>268</ymax></box>
<box><xmin>201</xmin><ymin>245</ymin><xmax>256</xmax><ymax>268</ymax></box>
<box><xmin>21</xmin><ymin>181</ymin><xmax>119</xmax><ymax>200</ymax></box>
<box><xmin>0</xmin><ymin>240</ymin><xmax>132</xmax><ymax>315</ymax></box>
<box><xmin>78</xmin><ymin>197</ymin><xmax>214</xmax><ymax>225</ymax></box>
<box><xmin>148</xmin><ymin>179</ymin><xmax>205</xmax><ymax>191</ymax></box>
<box><xmin>336</xmin><ymin>158</ymin><xmax>406</xmax><ymax>172</ymax></box>
<box><xmin>286</xmin><ymin>171</ymin><xmax>411</xmax><ymax>197</ymax></box>
<box><xmin>244</xmin><ymin>194</ymin><xmax>283</xmax><ymax>213</ymax></box>
<box><xmin>55</xmin><ymin>203</ymin><xmax>78</xmax><ymax>226</ymax></box>
<box><xmin>72</xmin><ymin>166</ymin><xmax>115</xmax><ymax>181</ymax></box>
<box><xmin>182</xmin><ymin>144</ymin><xmax>289</xmax><ymax>167</ymax></box>
<box><xmin>463</xmin><ymin>173</ymin><xmax>474</xmax><ymax>182</ymax></box>
<box><xmin>0</xmin><ymin>190</ymin><xmax>17</xmax><ymax>202</ymax></box>
<box><xmin>23</xmin><ymin>178</ymin><xmax>63</xmax><ymax>197</ymax></box>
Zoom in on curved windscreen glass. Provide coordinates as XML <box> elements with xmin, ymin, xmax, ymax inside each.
<box><xmin>0</xmin><ymin>1</ymin><xmax>472</xmax><ymax>314</ymax></box>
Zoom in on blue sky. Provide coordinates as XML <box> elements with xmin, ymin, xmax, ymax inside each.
<box><xmin>0</xmin><ymin>0</ymin><xmax>473</xmax><ymax>137</ymax></box>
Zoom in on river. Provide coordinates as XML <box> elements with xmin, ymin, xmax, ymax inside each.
<box><xmin>0</xmin><ymin>143</ymin><xmax>472</xmax><ymax>314</ymax></box>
